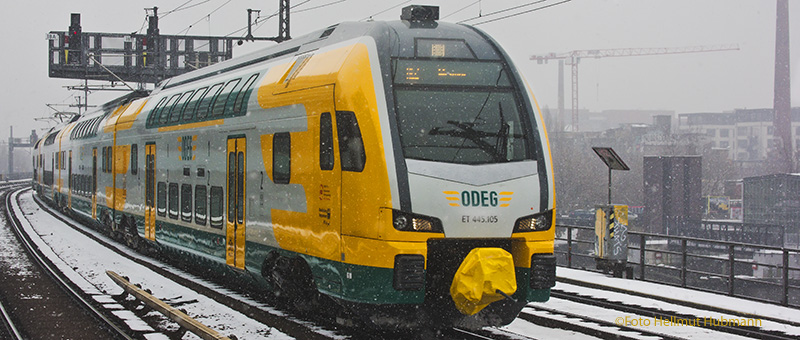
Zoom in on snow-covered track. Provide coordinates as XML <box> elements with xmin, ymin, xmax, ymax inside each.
<box><xmin>0</xmin><ymin>298</ymin><xmax>23</xmax><ymax>340</ymax></box>
<box><xmin>28</xmin><ymin>189</ymin><xmax>340</xmax><ymax>339</ymax></box>
<box><xmin>4</xmin><ymin>187</ymin><xmax>135</xmax><ymax>339</ymax></box>
<box><xmin>548</xmin><ymin>289</ymin><xmax>797</xmax><ymax>340</ymax></box>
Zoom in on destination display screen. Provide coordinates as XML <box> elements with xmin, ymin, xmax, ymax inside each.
<box><xmin>393</xmin><ymin>59</ymin><xmax>510</xmax><ymax>87</ymax></box>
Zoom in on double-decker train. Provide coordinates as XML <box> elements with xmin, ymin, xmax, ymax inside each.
<box><xmin>33</xmin><ymin>6</ymin><xmax>556</xmax><ymax>328</ymax></box>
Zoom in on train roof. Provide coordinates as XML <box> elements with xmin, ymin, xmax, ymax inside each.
<box><xmin>158</xmin><ymin>16</ymin><xmax>504</xmax><ymax>91</ymax></box>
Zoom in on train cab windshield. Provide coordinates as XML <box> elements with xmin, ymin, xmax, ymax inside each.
<box><xmin>392</xmin><ymin>59</ymin><xmax>533</xmax><ymax>165</ymax></box>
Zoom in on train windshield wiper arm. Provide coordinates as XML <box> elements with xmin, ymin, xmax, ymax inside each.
<box><xmin>430</xmin><ymin>120</ymin><xmax>506</xmax><ymax>162</ymax></box>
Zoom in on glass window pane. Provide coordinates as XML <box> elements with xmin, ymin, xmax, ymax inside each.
<box><xmin>394</xmin><ymin>89</ymin><xmax>529</xmax><ymax>164</ymax></box>
<box><xmin>212</xmin><ymin>79</ymin><xmax>241</xmax><ymax>117</ymax></box>
<box><xmin>169</xmin><ymin>183</ymin><xmax>179</xmax><ymax>220</ymax></box>
<box><xmin>233</xmin><ymin>74</ymin><xmax>259</xmax><ymax>115</ymax></box>
<box><xmin>160</xmin><ymin>94</ymin><xmax>183</xmax><ymax>125</ymax></box>
<box><xmin>157</xmin><ymin>182</ymin><xmax>166</xmax><ymax>217</ymax></box>
<box><xmin>181</xmin><ymin>184</ymin><xmax>192</xmax><ymax>222</ymax></box>
<box><xmin>336</xmin><ymin>112</ymin><xmax>366</xmax><ymax>172</ymax></box>
<box><xmin>195</xmin><ymin>185</ymin><xmax>207</xmax><ymax>226</ymax></box>
<box><xmin>273</xmin><ymin>133</ymin><xmax>291</xmax><ymax>184</ymax></box>
<box><xmin>228</xmin><ymin>151</ymin><xmax>236</xmax><ymax>222</ymax></box>
<box><xmin>182</xmin><ymin>87</ymin><xmax>208</xmax><ymax>121</ymax></box>
<box><xmin>320</xmin><ymin>112</ymin><xmax>334</xmax><ymax>170</ymax></box>
<box><xmin>237</xmin><ymin>151</ymin><xmax>244</xmax><ymax>223</ymax></box>
<box><xmin>210</xmin><ymin>186</ymin><xmax>223</xmax><ymax>228</ymax></box>
<box><xmin>131</xmin><ymin>144</ymin><xmax>138</xmax><ymax>175</ymax></box>
<box><xmin>197</xmin><ymin>83</ymin><xmax>224</xmax><ymax>119</ymax></box>
<box><xmin>169</xmin><ymin>91</ymin><xmax>195</xmax><ymax>123</ymax></box>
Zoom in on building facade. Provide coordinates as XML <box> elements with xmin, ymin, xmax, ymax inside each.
<box><xmin>677</xmin><ymin>108</ymin><xmax>800</xmax><ymax>166</ymax></box>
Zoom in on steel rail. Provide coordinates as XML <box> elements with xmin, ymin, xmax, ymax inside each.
<box><xmin>550</xmin><ymin>289</ymin><xmax>797</xmax><ymax>340</ymax></box>
<box><xmin>30</xmin><ymin>190</ymin><xmax>333</xmax><ymax>340</ymax></box>
<box><xmin>518</xmin><ymin>304</ymin><xmax>683</xmax><ymax>340</ymax></box>
<box><xmin>0</xmin><ymin>299</ymin><xmax>23</xmax><ymax>340</ymax></box>
<box><xmin>4</xmin><ymin>188</ymin><xmax>135</xmax><ymax>340</ymax></box>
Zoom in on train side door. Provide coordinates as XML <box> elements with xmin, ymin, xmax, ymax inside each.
<box><xmin>92</xmin><ymin>148</ymin><xmax>98</xmax><ymax>220</ymax></box>
<box><xmin>144</xmin><ymin>143</ymin><xmax>157</xmax><ymax>241</ymax></box>
<box><xmin>68</xmin><ymin>150</ymin><xmax>72</xmax><ymax>210</ymax></box>
<box><xmin>226</xmin><ymin>136</ymin><xmax>246</xmax><ymax>269</ymax></box>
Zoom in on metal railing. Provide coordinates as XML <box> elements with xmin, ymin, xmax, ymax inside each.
<box><xmin>555</xmin><ymin>224</ymin><xmax>800</xmax><ymax>307</ymax></box>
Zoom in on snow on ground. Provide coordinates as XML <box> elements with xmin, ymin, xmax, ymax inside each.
<box><xmin>497</xmin><ymin>317</ymin><xmax>606</xmax><ymax>339</ymax></box>
<box><xmin>14</xmin><ymin>190</ymin><xmax>297</xmax><ymax>339</ymax></box>
<box><xmin>530</xmin><ymin>298</ymin><xmax>757</xmax><ymax>340</ymax></box>
<box><xmin>554</xmin><ymin>281</ymin><xmax>800</xmax><ymax>336</ymax></box>
<box><xmin>15</xmin><ymin>186</ymin><xmax>800</xmax><ymax>340</ymax></box>
<box><xmin>557</xmin><ymin>267</ymin><xmax>800</xmax><ymax>325</ymax></box>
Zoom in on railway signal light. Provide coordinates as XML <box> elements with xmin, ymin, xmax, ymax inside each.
<box><xmin>67</xmin><ymin>13</ymin><xmax>82</xmax><ymax>64</ymax></box>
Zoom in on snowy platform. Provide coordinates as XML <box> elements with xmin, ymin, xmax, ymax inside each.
<box><xmin>557</xmin><ymin>267</ymin><xmax>800</xmax><ymax>326</ymax></box>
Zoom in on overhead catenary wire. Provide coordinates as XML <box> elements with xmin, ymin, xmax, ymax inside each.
<box><xmin>441</xmin><ymin>0</ymin><xmax>481</xmax><ymax>20</ymax></box>
<box><xmin>359</xmin><ymin>0</ymin><xmax>412</xmax><ymax>21</ymax></box>
<box><xmin>457</xmin><ymin>0</ymin><xmax>549</xmax><ymax>23</ymax></box>
<box><xmin>176</xmin><ymin>0</ymin><xmax>233</xmax><ymax>36</ymax></box>
<box><xmin>470</xmin><ymin>0</ymin><xmax>573</xmax><ymax>26</ymax></box>
<box><xmin>160</xmin><ymin>0</ymin><xmax>213</xmax><ymax>19</ymax></box>
<box><xmin>294</xmin><ymin>0</ymin><xmax>347</xmax><ymax>14</ymax></box>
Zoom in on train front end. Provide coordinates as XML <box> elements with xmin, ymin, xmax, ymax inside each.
<box><xmin>360</xmin><ymin>9</ymin><xmax>556</xmax><ymax>327</ymax></box>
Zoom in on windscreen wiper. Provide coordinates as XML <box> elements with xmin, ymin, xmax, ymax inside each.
<box><xmin>430</xmin><ymin>120</ymin><xmax>506</xmax><ymax>162</ymax></box>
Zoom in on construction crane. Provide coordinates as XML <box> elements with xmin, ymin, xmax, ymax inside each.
<box><xmin>531</xmin><ymin>44</ymin><xmax>740</xmax><ymax>132</ymax></box>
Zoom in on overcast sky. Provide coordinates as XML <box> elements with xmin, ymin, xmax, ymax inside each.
<box><xmin>1</xmin><ymin>0</ymin><xmax>798</xmax><ymax>141</ymax></box>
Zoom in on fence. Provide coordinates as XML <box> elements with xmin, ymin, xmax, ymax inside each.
<box><xmin>555</xmin><ymin>224</ymin><xmax>800</xmax><ymax>307</ymax></box>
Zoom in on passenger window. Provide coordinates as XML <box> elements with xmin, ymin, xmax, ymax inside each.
<box><xmin>181</xmin><ymin>184</ymin><xmax>192</xmax><ymax>222</ymax></box>
<box><xmin>212</xmin><ymin>79</ymin><xmax>241</xmax><ymax>117</ymax></box>
<box><xmin>169</xmin><ymin>91</ymin><xmax>194</xmax><ymax>123</ymax></box>
<box><xmin>168</xmin><ymin>183</ymin><xmax>179</xmax><ymax>220</ymax></box>
<box><xmin>131</xmin><ymin>144</ymin><xmax>138</xmax><ymax>175</ymax></box>
<box><xmin>273</xmin><ymin>132</ymin><xmax>291</xmax><ymax>184</ymax></box>
<box><xmin>336</xmin><ymin>111</ymin><xmax>366</xmax><ymax>172</ymax></box>
<box><xmin>233</xmin><ymin>74</ymin><xmax>259</xmax><ymax>115</ymax></box>
<box><xmin>196</xmin><ymin>83</ymin><xmax>224</xmax><ymax>119</ymax></box>
<box><xmin>160</xmin><ymin>94</ymin><xmax>183</xmax><ymax>125</ymax></box>
<box><xmin>320</xmin><ymin>112</ymin><xmax>334</xmax><ymax>170</ymax></box>
<box><xmin>195</xmin><ymin>185</ymin><xmax>207</xmax><ymax>226</ymax></box>
<box><xmin>181</xmin><ymin>87</ymin><xmax>208</xmax><ymax>122</ymax></box>
<box><xmin>147</xmin><ymin>97</ymin><xmax>168</xmax><ymax>127</ymax></box>
<box><xmin>209</xmin><ymin>186</ymin><xmax>224</xmax><ymax>229</ymax></box>
<box><xmin>157</xmin><ymin>182</ymin><xmax>167</xmax><ymax>217</ymax></box>
<box><xmin>107</xmin><ymin>147</ymin><xmax>113</xmax><ymax>173</ymax></box>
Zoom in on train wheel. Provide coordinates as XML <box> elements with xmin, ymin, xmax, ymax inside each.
<box><xmin>266</xmin><ymin>255</ymin><xmax>320</xmax><ymax>313</ymax></box>
<box><xmin>123</xmin><ymin>217</ymin><xmax>140</xmax><ymax>250</ymax></box>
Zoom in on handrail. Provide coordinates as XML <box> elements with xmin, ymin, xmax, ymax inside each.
<box><xmin>555</xmin><ymin>223</ymin><xmax>800</xmax><ymax>307</ymax></box>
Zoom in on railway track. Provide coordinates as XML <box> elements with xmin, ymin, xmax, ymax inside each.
<box><xmin>25</xmin><ymin>189</ymin><xmax>338</xmax><ymax>339</ymax></box>
<box><xmin>0</xmin><ymin>182</ymin><xmax>25</xmax><ymax>340</ymax></box>
<box><xmin>2</xmin><ymin>184</ymin><xmax>134</xmax><ymax>339</ymax></box>
<box><xmin>549</xmin><ymin>289</ymin><xmax>797</xmax><ymax>340</ymax></box>
<box><xmin>18</xmin><ymin>180</ymin><xmax>799</xmax><ymax>340</ymax></box>
<box><xmin>513</xmin><ymin>287</ymin><xmax>799</xmax><ymax>340</ymax></box>
<box><xmin>24</xmin><ymin>186</ymin><xmax>541</xmax><ymax>340</ymax></box>
<box><xmin>0</xmin><ymin>298</ymin><xmax>23</xmax><ymax>340</ymax></box>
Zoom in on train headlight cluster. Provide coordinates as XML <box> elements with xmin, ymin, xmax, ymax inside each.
<box><xmin>513</xmin><ymin>209</ymin><xmax>554</xmax><ymax>233</ymax></box>
<box><xmin>392</xmin><ymin>210</ymin><xmax>443</xmax><ymax>233</ymax></box>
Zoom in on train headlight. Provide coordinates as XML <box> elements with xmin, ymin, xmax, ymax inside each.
<box><xmin>513</xmin><ymin>209</ymin><xmax>554</xmax><ymax>233</ymax></box>
<box><xmin>392</xmin><ymin>210</ymin><xmax>443</xmax><ymax>233</ymax></box>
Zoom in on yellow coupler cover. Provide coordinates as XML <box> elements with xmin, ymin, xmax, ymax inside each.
<box><xmin>450</xmin><ymin>247</ymin><xmax>517</xmax><ymax>315</ymax></box>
